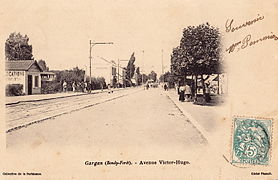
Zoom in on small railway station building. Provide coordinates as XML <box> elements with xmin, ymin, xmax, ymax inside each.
<box><xmin>6</xmin><ymin>60</ymin><xmax>43</xmax><ymax>95</ymax></box>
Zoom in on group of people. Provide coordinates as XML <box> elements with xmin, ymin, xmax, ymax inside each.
<box><xmin>178</xmin><ymin>83</ymin><xmax>192</xmax><ymax>102</ymax></box>
<box><xmin>107</xmin><ymin>84</ymin><xmax>113</xmax><ymax>93</ymax></box>
<box><xmin>176</xmin><ymin>82</ymin><xmax>211</xmax><ymax>103</ymax></box>
<box><xmin>144</xmin><ymin>82</ymin><xmax>159</xmax><ymax>90</ymax></box>
<box><xmin>62</xmin><ymin>81</ymin><xmax>88</xmax><ymax>93</ymax></box>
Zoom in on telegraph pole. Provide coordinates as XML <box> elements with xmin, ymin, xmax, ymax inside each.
<box><xmin>161</xmin><ymin>49</ymin><xmax>164</xmax><ymax>82</ymax></box>
<box><xmin>161</xmin><ymin>49</ymin><xmax>164</xmax><ymax>75</ymax></box>
<box><xmin>117</xmin><ymin>59</ymin><xmax>120</xmax><ymax>87</ymax></box>
<box><xmin>89</xmin><ymin>40</ymin><xmax>92</xmax><ymax>87</ymax></box>
<box><xmin>118</xmin><ymin>59</ymin><xmax>129</xmax><ymax>87</ymax></box>
<box><xmin>89</xmin><ymin>40</ymin><xmax>113</xmax><ymax>92</ymax></box>
<box><xmin>142</xmin><ymin>50</ymin><xmax>144</xmax><ymax>85</ymax></box>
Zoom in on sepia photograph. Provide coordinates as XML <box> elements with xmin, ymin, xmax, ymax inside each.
<box><xmin>1</xmin><ymin>0</ymin><xmax>277</xmax><ymax>179</ymax></box>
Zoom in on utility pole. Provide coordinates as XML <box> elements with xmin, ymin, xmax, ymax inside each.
<box><xmin>142</xmin><ymin>50</ymin><xmax>144</xmax><ymax>85</ymax></box>
<box><xmin>118</xmin><ymin>59</ymin><xmax>129</xmax><ymax>87</ymax></box>
<box><xmin>117</xmin><ymin>59</ymin><xmax>120</xmax><ymax>88</ymax></box>
<box><xmin>161</xmin><ymin>49</ymin><xmax>164</xmax><ymax>83</ymax></box>
<box><xmin>161</xmin><ymin>49</ymin><xmax>164</xmax><ymax>75</ymax></box>
<box><xmin>84</xmin><ymin>65</ymin><xmax>87</xmax><ymax>82</ymax></box>
<box><xmin>89</xmin><ymin>40</ymin><xmax>113</xmax><ymax>92</ymax></box>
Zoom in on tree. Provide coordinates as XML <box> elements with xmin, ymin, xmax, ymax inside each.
<box><xmin>86</xmin><ymin>77</ymin><xmax>106</xmax><ymax>90</ymax></box>
<box><xmin>126</xmin><ymin>52</ymin><xmax>136</xmax><ymax>80</ymax></box>
<box><xmin>160</xmin><ymin>71</ymin><xmax>172</xmax><ymax>82</ymax></box>
<box><xmin>171</xmin><ymin>23</ymin><xmax>222</xmax><ymax>102</ymax></box>
<box><xmin>142</xmin><ymin>74</ymin><xmax>148</xmax><ymax>83</ymax></box>
<box><xmin>170</xmin><ymin>46</ymin><xmax>189</xmax><ymax>78</ymax></box>
<box><xmin>160</xmin><ymin>71</ymin><xmax>175</xmax><ymax>88</ymax></box>
<box><xmin>179</xmin><ymin>23</ymin><xmax>221</xmax><ymax>76</ymax></box>
<box><xmin>148</xmin><ymin>71</ymin><xmax>157</xmax><ymax>82</ymax></box>
<box><xmin>135</xmin><ymin>67</ymin><xmax>142</xmax><ymax>85</ymax></box>
<box><xmin>55</xmin><ymin>67</ymin><xmax>85</xmax><ymax>84</ymax></box>
<box><xmin>125</xmin><ymin>52</ymin><xmax>136</xmax><ymax>86</ymax></box>
<box><xmin>43</xmin><ymin>67</ymin><xmax>86</xmax><ymax>93</ymax></box>
<box><xmin>5</xmin><ymin>32</ymin><xmax>34</xmax><ymax>60</ymax></box>
<box><xmin>37</xmin><ymin>60</ymin><xmax>49</xmax><ymax>71</ymax></box>
<box><xmin>135</xmin><ymin>67</ymin><xmax>140</xmax><ymax>75</ymax></box>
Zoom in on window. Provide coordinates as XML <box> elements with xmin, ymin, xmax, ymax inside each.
<box><xmin>34</xmin><ymin>76</ymin><xmax>39</xmax><ymax>87</ymax></box>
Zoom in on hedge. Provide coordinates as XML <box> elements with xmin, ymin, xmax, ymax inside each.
<box><xmin>6</xmin><ymin>84</ymin><xmax>23</xmax><ymax>96</ymax></box>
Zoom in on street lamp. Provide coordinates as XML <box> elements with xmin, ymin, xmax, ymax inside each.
<box><xmin>89</xmin><ymin>40</ymin><xmax>113</xmax><ymax>92</ymax></box>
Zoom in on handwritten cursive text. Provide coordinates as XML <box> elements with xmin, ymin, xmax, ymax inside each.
<box><xmin>225</xmin><ymin>14</ymin><xmax>264</xmax><ymax>33</ymax></box>
<box><xmin>226</xmin><ymin>32</ymin><xmax>278</xmax><ymax>53</ymax></box>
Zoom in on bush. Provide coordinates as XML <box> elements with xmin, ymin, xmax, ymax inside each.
<box><xmin>42</xmin><ymin>81</ymin><xmax>62</xmax><ymax>94</ymax></box>
<box><xmin>6</xmin><ymin>84</ymin><xmax>23</xmax><ymax>96</ymax></box>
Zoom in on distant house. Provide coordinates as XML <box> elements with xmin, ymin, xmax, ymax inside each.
<box><xmin>6</xmin><ymin>60</ymin><xmax>43</xmax><ymax>95</ymax></box>
<box><xmin>41</xmin><ymin>71</ymin><xmax>56</xmax><ymax>82</ymax></box>
<box><xmin>87</xmin><ymin>61</ymin><xmax>118</xmax><ymax>87</ymax></box>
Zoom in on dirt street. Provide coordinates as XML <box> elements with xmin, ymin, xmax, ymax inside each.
<box><xmin>7</xmin><ymin>88</ymin><xmax>207</xmax><ymax>150</ymax></box>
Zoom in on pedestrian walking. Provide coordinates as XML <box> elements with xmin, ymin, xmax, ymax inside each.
<box><xmin>63</xmin><ymin>81</ymin><xmax>67</xmax><ymax>92</ymax></box>
<box><xmin>72</xmin><ymin>82</ymin><xmax>76</xmax><ymax>92</ymax></box>
<box><xmin>80</xmin><ymin>81</ymin><xmax>84</xmax><ymax>92</ymax></box>
<box><xmin>179</xmin><ymin>84</ymin><xmax>186</xmax><ymax>102</ymax></box>
<box><xmin>175</xmin><ymin>83</ymin><xmax>180</xmax><ymax>95</ymax></box>
<box><xmin>184</xmin><ymin>83</ymin><xmax>191</xmax><ymax>101</ymax></box>
<box><xmin>84</xmin><ymin>82</ymin><xmax>88</xmax><ymax>92</ymax></box>
<box><xmin>164</xmin><ymin>83</ymin><xmax>168</xmax><ymax>91</ymax></box>
<box><xmin>204</xmin><ymin>83</ymin><xmax>211</xmax><ymax>102</ymax></box>
<box><xmin>108</xmin><ymin>84</ymin><xmax>113</xmax><ymax>93</ymax></box>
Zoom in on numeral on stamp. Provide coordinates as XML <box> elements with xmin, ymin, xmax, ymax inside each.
<box><xmin>232</xmin><ymin>117</ymin><xmax>272</xmax><ymax>165</ymax></box>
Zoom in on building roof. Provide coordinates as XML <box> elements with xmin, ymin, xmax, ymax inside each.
<box><xmin>41</xmin><ymin>71</ymin><xmax>55</xmax><ymax>75</ymax></box>
<box><xmin>6</xmin><ymin>60</ymin><xmax>43</xmax><ymax>71</ymax></box>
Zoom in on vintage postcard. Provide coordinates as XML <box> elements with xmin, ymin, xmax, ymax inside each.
<box><xmin>0</xmin><ymin>0</ymin><xmax>277</xmax><ymax>179</ymax></box>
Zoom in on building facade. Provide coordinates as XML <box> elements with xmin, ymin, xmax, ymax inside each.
<box><xmin>6</xmin><ymin>60</ymin><xmax>43</xmax><ymax>95</ymax></box>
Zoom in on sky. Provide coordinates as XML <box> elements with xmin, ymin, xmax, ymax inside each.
<box><xmin>1</xmin><ymin>0</ymin><xmax>277</xmax><ymax>77</ymax></box>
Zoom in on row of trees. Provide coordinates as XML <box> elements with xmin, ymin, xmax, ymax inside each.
<box><xmin>43</xmin><ymin>67</ymin><xmax>107</xmax><ymax>93</ymax></box>
<box><xmin>162</xmin><ymin>23</ymin><xmax>223</xmax><ymax>102</ymax></box>
<box><xmin>124</xmin><ymin>52</ymin><xmax>158</xmax><ymax>86</ymax></box>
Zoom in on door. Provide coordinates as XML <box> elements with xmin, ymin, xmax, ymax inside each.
<box><xmin>28</xmin><ymin>75</ymin><xmax>32</xmax><ymax>95</ymax></box>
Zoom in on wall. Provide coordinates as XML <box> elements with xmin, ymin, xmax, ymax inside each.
<box><xmin>6</xmin><ymin>71</ymin><xmax>26</xmax><ymax>94</ymax></box>
<box><xmin>26</xmin><ymin>72</ymin><xmax>41</xmax><ymax>94</ymax></box>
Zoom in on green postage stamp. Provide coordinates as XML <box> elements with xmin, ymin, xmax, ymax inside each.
<box><xmin>232</xmin><ymin>117</ymin><xmax>272</xmax><ymax>165</ymax></box>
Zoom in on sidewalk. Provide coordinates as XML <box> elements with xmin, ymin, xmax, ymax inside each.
<box><xmin>166</xmin><ymin>89</ymin><xmax>226</xmax><ymax>143</ymax></box>
<box><xmin>5</xmin><ymin>89</ymin><xmax>108</xmax><ymax>105</ymax></box>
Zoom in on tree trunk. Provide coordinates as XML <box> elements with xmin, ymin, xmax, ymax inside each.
<box><xmin>191</xmin><ymin>75</ymin><xmax>194</xmax><ymax>100</ymax></box>
<box><xmin>201</xmin><ymin>74</ymin><xmax>206</xmax><ymax>104</ymax></box>
<box><xmin>217</xmin><ymin>74</ymin><xmax>220</xmax><ymax>94</ymax></box>
<box><xmin>194</xmin><ymin>74</ymin><xmax>198</xmax><ymax>103</ymax></box>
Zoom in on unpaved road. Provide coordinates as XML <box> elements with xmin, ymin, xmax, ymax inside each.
<box><xmin>6</xmin><ymin>88</ymin><xmax>207</xmax><ymax>150</ymax></box>
<box><xmin>6</xmin><ymin>88</ymin><xmax>140</xmax><ymax>132</ymax></box>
